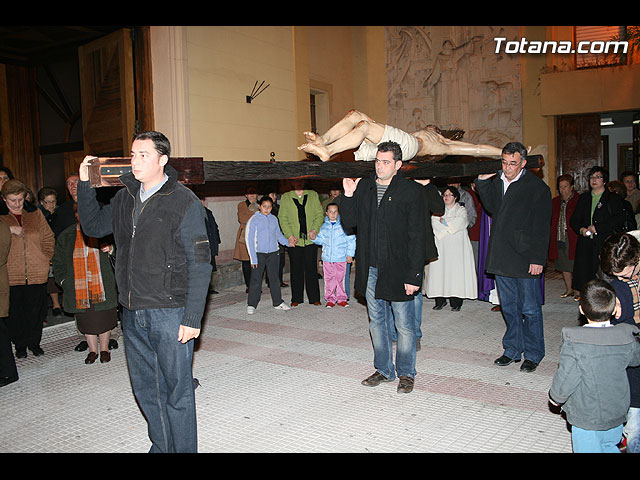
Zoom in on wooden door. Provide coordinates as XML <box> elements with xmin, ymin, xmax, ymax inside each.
<box><xmin>78</xmin><ymin>28</ymin><xmax>136</xmax><ymax>162</ymax></box>
<box><xmin>556</xmin><ymin>114</ymin><xmax>602</xmax><ymax>193</ymax></box>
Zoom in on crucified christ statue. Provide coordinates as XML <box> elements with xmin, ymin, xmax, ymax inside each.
<box><xmin>298</xmin><ymin>110</ymin><xmax>503</xmax><ymax>162</ymax></box>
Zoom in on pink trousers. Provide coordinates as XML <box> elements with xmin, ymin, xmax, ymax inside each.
<box><xmin>322</xmin><ymin>261</ymin><xmax>347</xmax><ymax>303</ymax></box>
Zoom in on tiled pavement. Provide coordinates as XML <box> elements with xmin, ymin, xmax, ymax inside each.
<box><xmin>0</xmin><ymin>272</ymin><xmax>580</xmax><ymax>453</ymax></box>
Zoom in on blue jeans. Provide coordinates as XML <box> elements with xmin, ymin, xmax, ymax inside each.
<box><xmin>572</xmin><ymin>425</ymin><xmax>623</xmax><ymax>453</ymax></box>
<box><xmin>494</xmin><ymin>275</ymin><xmax>545</xmax><ymax>364</ymax></box>
<box><xmin>387</xmin><ymin>294</ymin><xmax>423</xmax><ymax>341</ymax></box>
<box><xmin>122</xmin><ymin>307</ymin><xmax>198</xmax><ymax>453</ymax></box>
<box><xmin>625</xmin><ymin>407</ymin><xmax>640</xmax><ymax>453</ymax></box>
<box><xmin>366</xmin><ymin>267</ymin><xmax>416</xmax><ymax>380</ymax></box>
<box><xmin>345</xmin><ymin>261</ymin><xmax>352</xmax><ymax>300</ymax></box>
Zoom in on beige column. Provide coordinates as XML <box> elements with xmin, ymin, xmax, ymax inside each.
<box><xmin>149</xmin><ymin>25</ymin><xmax>191</xmax><ymax>156</ymax></box>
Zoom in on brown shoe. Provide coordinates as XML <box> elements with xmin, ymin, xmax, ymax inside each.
<box><xmin>313</xmin><ymin>301</ymin><xmax>322</xmax><ymax>306</ymax></box>
<box><xmin>491</xmin><ymin>305</ymin><xmax>501</xmax><ymax>312</ymax></box>
<box><xmin>290</xmin><ymin>302</ymin><xmax>299</xmax><ymax>307</ymax></box>
<box><xmin>397</xmin><ymin>376</ymin><xmax>414</xmax><ymax>393</ymax></box>
<box><xmin>100</xmin><ymin>351</ymin><xmax>111</xmax><ymax>363</ymax></box>
<box><xmin>361</xmin><ymin>371</ymin><xmax>392</xmax><ymax>387</ymax></box>
<box><xmin>85</xmin><ymin>352</ymin><xmax>98</xmax><ymax>364</ymax></box>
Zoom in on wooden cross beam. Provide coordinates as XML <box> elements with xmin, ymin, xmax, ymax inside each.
<box><xmin>87</xmin><ymin>155</ymin><xmax>544</xmax><ymax>187</ymax></box>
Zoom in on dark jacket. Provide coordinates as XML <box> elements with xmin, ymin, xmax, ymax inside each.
<box><xmin>422</xmin><ymin>182</ymin><xmax>445</xmax><ymax>262</ymax></box>
<box><xmin>77</xmin><ymin>165</ymin><xmax>212</xmax><ymax>329</ymax></box>
<box><xmin>475</xmin><ymin>170</ymin><xmax>552</xmax><ymax>278</ymax></box>
<box><xmin>549</xmin><ymin>323</ymin><xmax>640</xmax><ymax>431</ymax></box>
<box><xmin>608</xmin><ymin>276</ymin><xmax>640</xmax><ymax>408</ymax></box>
<box><xmin>340</xmin><ymin>172</ymin><xmax>426</xmax><ymax>302</ymax></box>
<box><xmin>52</xmin><ymin>222</ymin><xmax>118</xmax><ymax>314</ymax></box>
<box><xmin>570</xmin><ymin>189</ymin><xmax>626</xmax><ymax>291</ymax></box>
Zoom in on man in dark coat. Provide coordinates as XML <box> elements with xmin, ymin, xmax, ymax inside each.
<box><xmin>475</xmin><ymin>142</ymin><xmax>552</xmax><ymax>373</ymax></box>
<box><xmin>340</xmin><ymin>141</ymin><xmax>427</xmax><ymax>394</ymax></box>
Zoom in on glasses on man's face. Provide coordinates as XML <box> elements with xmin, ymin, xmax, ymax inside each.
<box><xmin>501</xmin><ymin>160</ymin><xmax>521</xmax><ymax>167</ymax></box>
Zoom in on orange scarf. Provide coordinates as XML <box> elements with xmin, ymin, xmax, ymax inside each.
<box><xmin>72</xmin><ymin>225</ymin><xmax>105</xmax><ymax>309</ymax></box>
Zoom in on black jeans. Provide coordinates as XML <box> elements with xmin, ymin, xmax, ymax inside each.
<box><xmin>288</xmin><ymin>244</ymin><xmax>320</xmax><ymax>304</ymax></box>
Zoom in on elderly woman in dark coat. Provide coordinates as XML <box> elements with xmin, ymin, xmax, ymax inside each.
<box><xmin>570</xmin><ymin>166</ymin><xmax>626</xmax><ymax>295</ymax></box>
<box><xmin>52</xmin><ymin>208</ymin><xmax>118</xmax><ymax>364</ymax></box>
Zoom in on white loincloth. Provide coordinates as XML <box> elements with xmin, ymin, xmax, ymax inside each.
<box><xmin>353</xmin><ymin>124</ymin><xmax>419</xmax><ymax>161</ymax></box>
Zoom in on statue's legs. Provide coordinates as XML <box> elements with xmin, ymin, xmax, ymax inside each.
<box><xmin>299</xmin><ymin>119</ymin><xmax>384</xmax><ymax>161</ymax></box>
<box><xmin>304</xmin><ymin>110</ymin><xmax>374</xmax><ymax>146</ymax></box>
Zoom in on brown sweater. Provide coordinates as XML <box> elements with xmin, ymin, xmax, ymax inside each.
<box><xmin>1</xmin><ymin>209</ymin><xmax>54</xmax><ymax>286</ymax></box>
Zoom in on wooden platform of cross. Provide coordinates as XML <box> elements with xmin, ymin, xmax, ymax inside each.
<box><xmin>86</xmin><ymin>154</ymin><xmax>544</xmax><ymax>188</ymax></box>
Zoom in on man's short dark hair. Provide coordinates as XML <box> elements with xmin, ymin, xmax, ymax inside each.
<box><xmin>502</xmin><ymin>141</ymin><xmax>528</xmax><ymax>161</ymax></box>
<box><xmin>378</xmin><ymin>141</ymin><xmax>403</xmax><ymax>162</ymax></box>
<box><xmin>132</xmin><ymin>131</ymin><xmax>171</xmax><ymax>158</ymax></box>
<box><xmin>579</xmin><ymin>279</ymin><xmax>617</xmax><ymax>322</ymax></box>
<box><xmin>600</xmin><ymin>232</ymin><xmax>640</xmax><ymax>275</ymax></box>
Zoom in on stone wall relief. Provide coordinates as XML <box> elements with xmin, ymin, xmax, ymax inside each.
<box><xmin>385</xmin><ymin>26</ymin><xmax>523</xmax><ymax>149</ymax></box>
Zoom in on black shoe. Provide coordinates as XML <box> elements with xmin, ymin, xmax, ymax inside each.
<box><xmin>108</xmin><ymin>339</ymin><xmax>118</xmax><ymax>350</ymax></box>
<box><xmin>52</xmin><ymin>308</ymin><xmax>63</xmax><ymax>318</ymax></box>
<box><xmin>433</xmin><ymin>301</ymin><xmax>447</xmax><ymax>310</ymax></box>
<box><xmin>29</xmin><ymin>346</ymin><xmax>44</xmax><ymax>356</ymax></box>
<box><xmin>520</xmin><ymin>359</ymin><xmax>539</xmax><ymax>373</ymax></box>
<box><xmin>74</xmin><ymin>340</ymin><xmax>88</xmax><ymax>352</ymax></box>
<box><xmin>15</xmin><ymin>349</ymin><xmax>27</xmax><ymax>359</ymax></box>
<box><xmin>451</xmin><ymin>306</ymin><xmax>461</xmax><ymax>312</ymax></box>
<box><xmin>494</xmin><ymin>355</ymin><xmax>520</xmax><ymax>366</ymax></box>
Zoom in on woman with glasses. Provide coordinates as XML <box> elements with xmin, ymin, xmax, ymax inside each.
<box><xmin>570</xmin><ymin>166</ymin><xmax>626</xmax><ymax>297</ymax></box>
<box><xmin>600</xmin><ymin>231</ymin><xmax>640</xmax><ymax>453</ymax></box>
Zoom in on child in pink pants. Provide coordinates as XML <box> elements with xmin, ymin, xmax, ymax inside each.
<box><xmin>312</xmin><ymin>203</ymin><xmax>356</xmax><ymax>308</ymax></box>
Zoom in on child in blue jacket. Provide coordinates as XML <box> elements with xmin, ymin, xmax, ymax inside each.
<box><xmin>245</xmin><ymin>196</ymin><xmax>292</xmax><ymax>314</ymax></box>
<box><xmin>312</xmin><ymin>203</ymin><xmax>356</xmax><ymax>307</ymax></box>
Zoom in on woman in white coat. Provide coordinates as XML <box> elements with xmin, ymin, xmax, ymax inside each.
<box><xmin>424</xmin><ymin>185</ymin><xmax>477</xmax><ymax>311</ymax></box>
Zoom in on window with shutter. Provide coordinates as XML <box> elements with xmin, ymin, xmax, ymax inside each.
<box><xmin>574</xmin><ymin>26</ymin><xmax>626</xmax><ymax>69</ymax></box>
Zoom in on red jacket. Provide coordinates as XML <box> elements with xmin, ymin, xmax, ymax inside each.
<box><xmin>548</xmin><ymin>193</ymin><xmax>579</xmax><ymax>260</ymax></box>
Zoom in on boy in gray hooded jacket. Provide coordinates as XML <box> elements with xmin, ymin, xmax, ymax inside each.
<box><xmin>549</xmin><ymin>279</ymin><xmax>640</xmax><ymax>453</ymax></box>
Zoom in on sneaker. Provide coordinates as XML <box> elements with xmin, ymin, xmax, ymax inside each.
<box><xmin>326</xmin><ymin>302</ymin><xmax>335</xmax><ymax>308</ymax></box>
<box><xmin>337</xmin><ymin>301</ymin><xmax>348</xmax><ymax>307</ymax></box>
<box><xmin>247</xmin><ymin>306</ymin><xmax>255</xmax><ymax>315</ymax></box>
<box><xmin>274</xmin><ymin>302</ymin><xmax>290</xmax><ymax>311</ymax></box>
